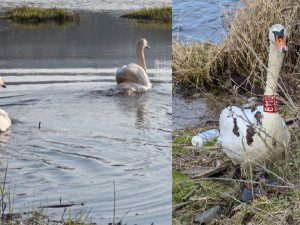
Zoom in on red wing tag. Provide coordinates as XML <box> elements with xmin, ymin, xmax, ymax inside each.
<box><xmin>263</xmin><ymin>95</ymin><xmax>277</xmax><ymax>113</ymax></box>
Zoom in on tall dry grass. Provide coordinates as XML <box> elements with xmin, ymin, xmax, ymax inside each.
<box><xmin>172</xmin><ymin>41</ymin><xmax>222</xmax><ymax>88</ymax></box>
<box><xmin>173</xmin><ymin>0</ymin><xmax>300</xmax><ymax>96</ymax></box>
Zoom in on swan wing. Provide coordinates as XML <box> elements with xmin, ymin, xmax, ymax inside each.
<box><xmin>220</xmin><ymin>105</ymin><xmax>290</xmax><ymax>165</ymax></box>
<box><xmin>0</xmin><ymin>108</ymin><xmax>11</xmax><ymax>132</ymax></box>
<box><xmin>116</xmin><ymin>63</ymin><xmax>149</xmax><ymax>85</ymax></box>
<box><xmin>220</xmin><ymin>106</ymin><xmax>265</xmax><ymax>164</ymax></box>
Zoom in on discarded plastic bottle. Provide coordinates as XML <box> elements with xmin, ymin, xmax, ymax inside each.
<box><xmin>191</xmin><ymin>129</ymin><xmax>220</xmax><ymax>148</ymax></box>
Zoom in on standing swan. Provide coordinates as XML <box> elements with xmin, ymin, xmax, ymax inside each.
<box><xmin>219</xmin><ymin>24</ymin><xmax>290</xmax><ymax>166</ymax></box>
<box><xmin>0</xmin><ymin>77</ymin><xmax>11</xmax><ymax>132</ymax></box>
<box><xmin>115</xmin><ymin>38</ymin><xmax>152</xmax><ymax>94</ymax></box>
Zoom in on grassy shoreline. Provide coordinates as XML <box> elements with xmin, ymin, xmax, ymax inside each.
<box><xmin>3</xmin><ymin>5</ymin><xmax>81</xmax><ymax>24</ymax></box>
<box><xmin>121</xmin><ymin>6</ymin><xmax>171</xmax><ymax>23</ymax></box>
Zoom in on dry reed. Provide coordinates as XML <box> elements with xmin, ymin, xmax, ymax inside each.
<box><xmin>173</xmin><ymin>0</ymin><xmax>300</xmax><ymax>96</ymax></box>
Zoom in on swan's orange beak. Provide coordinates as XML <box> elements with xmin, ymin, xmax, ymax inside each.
<box><xmin>146</xmin><ymin>45</ymin><xmax>150</xmax><ymax>49</ymax></box>
<box><xmin>275</xmin><ymin>36</ymin><xmax>287</xmax><ymax>53</ymax></box>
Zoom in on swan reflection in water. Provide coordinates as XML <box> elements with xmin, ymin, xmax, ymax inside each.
<box><xmin>0</xmin><ymin>130</ymin><xmax>11</xmax><ymax>165</ymax></box>
<box><xmin>115</xmin><ymin>93</ymin><xmax>151</xmax><ymax>130</ymax></box>
<box><xmin>88</xmin><ymin>88</ymin><xmax>151</xmax><ymax>130</ymax></box>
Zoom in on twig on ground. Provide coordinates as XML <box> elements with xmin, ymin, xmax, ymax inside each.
<box><xmin>183</xmin><ymin>184</ymin><xmax>201</xmax><ymax>202</ymax></box>
<box><xmin>173</xmin><ymin>201</ymin><xmax>192</xmax><ymax>212</ymax></box>
<box><xmin>197</xmin><ymin>177</ymin><xmax>297</xmax><ymax>189</ymax></box>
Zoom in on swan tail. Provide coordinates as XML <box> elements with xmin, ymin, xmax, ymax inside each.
<box><xmin>116</xmin><ymin>70</ymin><xmax>140</xmax><ymax>84</ymax></box>
<box><xmin>118</xmin><ymin>87</ymin><xmax>136</xmax><ymax>95</ymax></box>
<box><xmin>116</xmin><ymin>82</ymin><xmax>149</xmax><ymax>94</ymax></box>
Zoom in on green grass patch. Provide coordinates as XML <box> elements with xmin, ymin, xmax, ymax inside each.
<box><xmin>4</xmin><ymin>5</ymin><xmax>81</xmax><ymax>24</ymax></box>
<box><xmin>173</xmin><ymin>146</ymin><xmax>189</xmax><ymax>157</ymax></box>
<box><xmin>127</xmin><ymin>19</ymin><xmax>171</xmax><ymax>29</ymax></box>
<box><xmin>122</xmin><ymin>6</ymin><xmax>171</xmax><ymax>23</ymax></box>
<box><xmin>172</xmin><ymin>170</ymin><xmax>198</xmax><ymax>204</ymax></box>
<box><xmin>204</xmin><ymin>137</ymin><xmax>218</xmax><ymax>147</ymax></box>
<box><xmin>173</xmin><ymin>130</ymin><xmax>217</xmax><ymax>155</ymax></box>
<box><xmin>173</xmin><ymin>131</ymin><xmax>197</xmax><ymax>145</ymax></box>
<box><xmin>173</xmin><ymin>130</ymin><xmax>197</xmax><ymax>157</ymax></box>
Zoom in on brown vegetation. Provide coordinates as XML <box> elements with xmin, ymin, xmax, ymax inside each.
<box><xmin>173</xmin><ymin>0</ymin><xmax>300</xmax><ymax>96</ymax></box>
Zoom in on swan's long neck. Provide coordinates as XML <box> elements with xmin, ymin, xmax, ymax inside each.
<box><xmin>136</xmin><ymin>45</ymin><xmax>147</xmax><ymax>72</ymax></box>
<box><xmin>264</xmin><ymin>42</ymin><xmax>285</xmax><ymax>95</ymax></box>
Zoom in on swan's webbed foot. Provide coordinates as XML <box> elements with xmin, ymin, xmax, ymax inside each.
<box><xmin>254</xmin><ymin>170</ymin><xmax>278</xmax><ymax>187</ymax></box>
<box><xmin>240</xmin><ymin>183</ymin><xmax>262</xmax><ymax>203</ymax></box>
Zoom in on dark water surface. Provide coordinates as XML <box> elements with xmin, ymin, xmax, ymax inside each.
<box><xmin>172</xmin><ymin>95</ymin><xmax>207</xmax><ymax>130</ymax></box>
<box><xmin>172</xmin><ymin>0</ymin><xmax>241</xmax><ymax>43</ymax></box>
<box><xmin>0</xmin><ymin>11</ymin><xmax>171</xmax><ymax>224</ymax></box>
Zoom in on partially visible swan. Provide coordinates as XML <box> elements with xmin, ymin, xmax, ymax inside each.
<box><xmin>219</xmin><ymin>24</ymin><xmax>290</xmax><ymax>166</ymax></box>
<box><xmin>0</xmin><ymin>77</ymin><xmax>11</xmax><ymax>132</ymax></box>
<box><xmin>115</xmin><ymin>38</ymin><xmax>152</xmax><ymax>94</ymax></box>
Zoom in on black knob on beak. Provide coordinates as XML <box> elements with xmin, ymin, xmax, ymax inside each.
<box><xmin>282</xmin><ymin>48</ymin><xmax>287</xmax><ymax>53</ymax></box>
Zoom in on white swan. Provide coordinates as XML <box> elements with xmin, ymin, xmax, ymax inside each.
<box><xmin>219</xmin><ymin>24</ymin><xmax>290</xmax><ymax>166</ymax></box>
<box><xmin>0</xmin><ymin>77</ymin><xmax>11</xmax><ymax>132</ymax></box>
<box><xmin>115</xmin><ymin>38</ymin><xmax>152</xmax><ymax>94</ymax></box>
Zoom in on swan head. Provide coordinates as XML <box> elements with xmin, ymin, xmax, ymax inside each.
<box><xmin>269</xmin><ymin>24</ymin><xmax>288</xmax><ymax>53</ymax></box>
<box><xmin>137</xmin><ymin>38</ymin><xmax>150</xmax><ymax>49</ymax></box>
<box><xmin>0</xmin><ymin>77</ymin><xmax>6</xmax><ymax>88</ymax></box>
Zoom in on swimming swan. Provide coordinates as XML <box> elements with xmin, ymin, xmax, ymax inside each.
<box><xmin>115</xmin><ymin>38</ymin><xmax>152</xmax><ymax>94</ymax></box>
<box><xmin>219</xmin><ymin>24</ymin><xmax>290</xmax><ymax>166</ymax></box>
<box><xmin>0</xmin><ymin>77</ymin><xmax>11</xmax><ymax>132</ymax></box>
